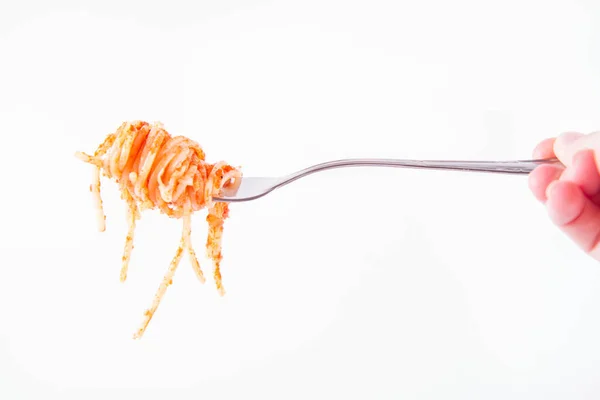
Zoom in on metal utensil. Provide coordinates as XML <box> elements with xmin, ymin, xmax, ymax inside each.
<box><xmin>214</xmin><ymin>157</ymin><xmax>561</xmax><ymax>203</ymax></box>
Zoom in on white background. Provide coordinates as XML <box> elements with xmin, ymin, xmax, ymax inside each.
<box><xmin>1</xmin><ymin>0</ymin><xmax>600</xmax><ymax>398</ymax></box>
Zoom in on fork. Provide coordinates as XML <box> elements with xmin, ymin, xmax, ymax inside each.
<box><xmin>214</xmin><ymin>157</ymin><xmax>561</xmax><ymax>203</ymax></box>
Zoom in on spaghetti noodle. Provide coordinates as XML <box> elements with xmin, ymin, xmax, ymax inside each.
<box><xmin>76</xmin><ymin>121</ymin><xmax>241</xmax><ymax>339</ymax></box>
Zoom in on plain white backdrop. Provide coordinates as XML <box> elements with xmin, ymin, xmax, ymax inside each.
<box><xmin>1</xmin><ymin>0</ymin><xmax>600</xmax><ymax>398</ymax></box>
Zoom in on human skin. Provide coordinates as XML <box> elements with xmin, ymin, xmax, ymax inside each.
<box><xmin>529</xmin><ymin>132</ymin><xmax>600</xmax><ymax>261</ymax></box>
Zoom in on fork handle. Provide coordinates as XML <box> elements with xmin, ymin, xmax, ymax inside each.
<box><xmin>373</xmin><ymin>158</ymin><xmax>560</xmax><ymax>174</ymax></box>
<box><xmin>288</xmin><ymin>157</ymin><xmax>561</xmax><ymax>179</ymax></box>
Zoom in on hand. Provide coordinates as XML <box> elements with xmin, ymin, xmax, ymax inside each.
<box><xmin>529</xmin><ymin>132</ymin><xmax>600</xmax><ymax>260</ymax></box>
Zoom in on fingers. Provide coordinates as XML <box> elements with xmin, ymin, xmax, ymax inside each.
<box><xmin>553</xmin><ymin>132</ymin><xmax>585</xmax><ymax>166</ymax></box>
<box><xmin>542</xmin><ymin>148</ymin><xmax>600</xmax><ymax>258</ymax></box>
<box><xmin>560</xmin><ymin>149</ymin><xmax>600</xmax><ymax>198</ymax></box>
<box><xmin>552</xmin><ymin>130</ymin><xmax>600</xmax><ymax>168</ymax></box>
<box><xmin>528</xmin><ymin>137</ymin><xmax>564</xmax><ymax>202</ymax></box>
<box><xmin>528</xmin><ymin>164</ymin><xmax>564</xmax><ymax>202</ymax></box>
<box><xmin>533</xmin><ymin>137</ymin><xmax>557</xmax><ymax>159</ymax></box>
<box><xmin>546</xmin><ymin>180</ymin><xmax>600</xmax><ymax>257</ymax></box>
<box><xmin>530</xmin><ymin>132</ymin><xmax>600</xmax><ymax>260</ymax></box>
<box><xmin>530</xmin><ymin>134</ymin><xmax>600</xmax><ymax>200</ymax></box>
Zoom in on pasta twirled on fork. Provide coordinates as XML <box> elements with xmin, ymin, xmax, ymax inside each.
<box><xmin>76</xmin><ymin>120</ymin><xmax>241</xmax><ymax>339</ymax></box>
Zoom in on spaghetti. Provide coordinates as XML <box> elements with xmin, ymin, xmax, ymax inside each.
<box><xmin>76</xmin><ymin>121</ymin><xmax>241</xmax><ymax>339</ymax></box>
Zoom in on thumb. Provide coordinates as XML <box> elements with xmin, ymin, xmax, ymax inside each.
<box><xmin>554</xmin><ymin>131</ymin><xmax>600</xmax><ymax>167</ymax></box>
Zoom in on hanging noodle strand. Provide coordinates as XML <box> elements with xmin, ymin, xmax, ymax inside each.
<box><xmin>75</xmin><ymin>121</ymin><xmax>241</xmax><ymax>339</ymax></box>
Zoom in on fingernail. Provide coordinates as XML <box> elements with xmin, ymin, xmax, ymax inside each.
<box><xmin>557</xmin><ymin>131</ymin><xmax>584</xmax><ymax>147</ymax></box>
<box><xmin>554</xmin><ymin>132</ymin><xmax>584</xmax><ymax>166</ymax></box>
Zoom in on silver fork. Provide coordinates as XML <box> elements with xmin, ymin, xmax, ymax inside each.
<box><xmin>214</xmin><ymin>157</ymin><xmax>561</xmax><ymax>203</ymax></box>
